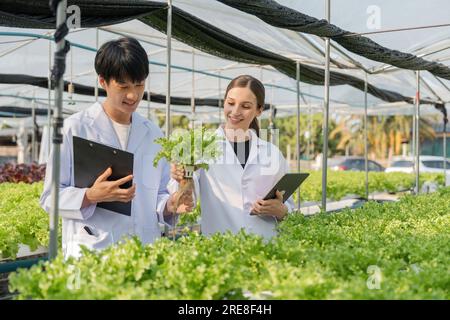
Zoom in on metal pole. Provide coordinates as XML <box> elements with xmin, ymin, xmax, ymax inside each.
<box><xmin>364</xmin><ymin>72</ymin><xmax>369</xmax><ymax>199</ymax></box>
<box><xmin>296</xmin><ymin>61</ymin><xmax>301</xmax><ymax>210</ymax></box>
<box><xmin>164</xmin><ymin>1</ymin><xmax>174</xmax><ymax>238</ymax></box>
<box><xmin>308</xmin><ymin>104</ymin><xmax>312</xmax><ymax>167</ymax></box>
<box><xmin>444</xmin><ymin>116</ymin><xmax>447</xmax><ymax>177</ymax></box>
<box><xmin>31</xmin><ymin>93</ymin><xmax>36</xmax><ymax>163</ymax></box>
<box><xmin>68</xmin><ymin>45</ymin><xmax>74</xmax><ymax>105</ymax></box>
<box><xmin>415</xmin><ymin>71</ymin><xmax>420</xmax><ymax>194</ymax></box>
<box><xmin>321</xmin><ymin>0</ymin><xmax>331</xmax><ymax>211</ymax></box>
<box><xmin>412</xmin><ymin>97</ymin><xmax>416</xmax><ymax>158</ymax></box>
<box><xmin>259</xmin><ymin>66</ymin><xmax>263</xmax><ymax>130</ymax></box>
<box><xmin>147</xmin><ymin>68</ymin><xmax>151</xmax><ymax>120</ymax></box>
<box><xmin>49</xmin><ymin>0</ymin><xmax>68</xmax><ymax>260</ymax></box>
<box><xmin>70</xmin><ymin>44</ymin><xmax>73</xmax><ymax>85</ymax></box>
<box><xmin>94</xmin><ymin>28</ymin><xmax>99</xmax><ymax>102</ymax></box>
<box><xmin>165</xmin><ymin>0</ymin><xmax>172</xmax><ymax>137</ymax></box>
<box><xmin>191</xmin><ymin>49</ymin><xmax>195</xmax><ymax>127</ymax></box>
<box><xmin>269</xmin><ymin>85</ymin><xmax>275</xmax><ymax>144</ymax></box>
<box><xmin>218</xmin><ymin>70</ymin><xmax>221</xmax><ymax>124</ymax></box>
<box><xmin>47</xmin><ymin>40</ymin><xmax>52</xmax><ymax>156</ymax></box>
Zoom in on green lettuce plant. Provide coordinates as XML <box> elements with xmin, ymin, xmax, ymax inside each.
<box><xmin>0</xmin><ymin>183</ymin><xmax>48</xmax><ymax>259</ymax></box>
<box><xmin>153</xmin><ymin>127</ymin><xmax>222</xmax><ymax>223</ymax></box>
<box><xmin>9</xmin><ymin>187</ymin><xmax>450</xmax><ymax>300</ymax></box>
<box><xmin>153</xmin><ymin>126</ymin><xmax>222</xmax><ymax>176</ymax></box>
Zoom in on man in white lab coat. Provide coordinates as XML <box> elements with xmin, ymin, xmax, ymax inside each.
<box><xmin>41</xmin><ymin>37</ymin><xmax>192</xmax><ymax>258</ymax></box>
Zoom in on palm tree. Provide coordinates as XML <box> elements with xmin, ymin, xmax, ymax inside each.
<box><xmin>330</xmin><ymin>115</ymin><xmax>364</xmax><ymax>155</ymax></box>
<box><xmin>263</xmin><ymin>114</ymin><xmax>340</xmax><ymax>159</ymax></box>
<box><xmin>331</xmin><ymin>115</ymin><xmax>436</xmax><ymax>160</ymax></box>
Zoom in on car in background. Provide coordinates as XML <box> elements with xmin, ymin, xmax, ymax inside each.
<box><xmin>330</xmin><ymin>156</ymin><xmax>385</xmax><ymax>172</ymax></box>
<box><xmin>386</xmin><ymin>156</ymin><xmax>450</xmax><ymax>173</ymax></box>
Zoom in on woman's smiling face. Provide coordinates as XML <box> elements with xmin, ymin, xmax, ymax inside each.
<box><xmin>224</xmin><ymin>86</ymin><xmax>262</xmax><ymax>131</ymax></box>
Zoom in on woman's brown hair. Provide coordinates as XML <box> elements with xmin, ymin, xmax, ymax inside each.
<box><xmin>224</xmin><ymin>75</ymin><xmax>265</xmax><ymax>137</ymax></box>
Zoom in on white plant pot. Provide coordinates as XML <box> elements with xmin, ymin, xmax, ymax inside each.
<box><xmin>184</xmin><ymin>165</ymin><xmax>195</xmax><ymax>179</ymax></box>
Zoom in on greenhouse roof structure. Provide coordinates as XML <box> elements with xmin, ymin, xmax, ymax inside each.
<box><xmin>0</xmin><ymin>0</ymin><xmax>449</xmax><ymax>129</ymax></box>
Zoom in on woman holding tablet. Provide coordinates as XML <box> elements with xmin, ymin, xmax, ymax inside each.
<box><xmin>170</xmin><ymin>75</ymin><xmax>295</xmax><ymax>239</ymax></box>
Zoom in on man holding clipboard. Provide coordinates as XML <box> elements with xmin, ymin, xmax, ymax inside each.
<box><xmin>40</xmin><ymin>37</ymin><xmax>193</xmax><ymax>258</ymax></box>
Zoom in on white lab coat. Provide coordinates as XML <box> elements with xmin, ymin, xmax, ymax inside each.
<box><xmin>41</xmin><ymin>102</ymin><xmax>171</xmax><ymax>258</ymax></box>
<box><xmin>169</xmin><ymin>126</ymin><xmax>295</xmax><ymax>239</ymax></box>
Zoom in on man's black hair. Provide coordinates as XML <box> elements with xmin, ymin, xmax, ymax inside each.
<box><xmin>95</xmin><ymin>37</ymin><xmax>149</xmax><ymax>83</ymax></box>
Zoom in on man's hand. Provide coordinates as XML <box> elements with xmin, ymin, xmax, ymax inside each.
<box><xmin>251</xmin><ymin>190</ymin><xmax>288</xmax><ymax>221</ymax></box>
<box><xmin>83</xmin><ymin>167</ymin><xmax>135</xmax><ymax>207</ymax></box>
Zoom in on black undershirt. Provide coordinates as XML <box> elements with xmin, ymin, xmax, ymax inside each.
<box><xmin>231</xmin><ymin>139</ymin><xmax>250</xmax><ymax>168</ymax></box>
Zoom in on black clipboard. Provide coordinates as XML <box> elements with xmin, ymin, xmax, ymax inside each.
<box><xmin>73</xmin><ymin>136</ymin><xmax>134</xmax><ymax>216</ymax></box>
<box><xmin>263</xmin><ymin>173</ymin><xmax>309</xmax><ymax>202</ymax></box>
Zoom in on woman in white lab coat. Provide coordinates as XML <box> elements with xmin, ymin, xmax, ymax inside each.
<box><xmin>171</xmin><ymin>75</ymin><xmax>295</xmax><ymax>239</ymax></box>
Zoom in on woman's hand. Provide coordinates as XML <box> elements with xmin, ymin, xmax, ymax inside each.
<box><xmin>170</xmin><ymin>163</ymin><xmax>185</xmax><ymax>183</ymax></box>
<box><xmin>251</xmin><ymin>190</ymin><xmax>288</xmax><ymax>221</ymax></box>
<box><xmin>166</xmin><ymin>191</ymin><xmax>194</xmax><ymax>215</ymax></box>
